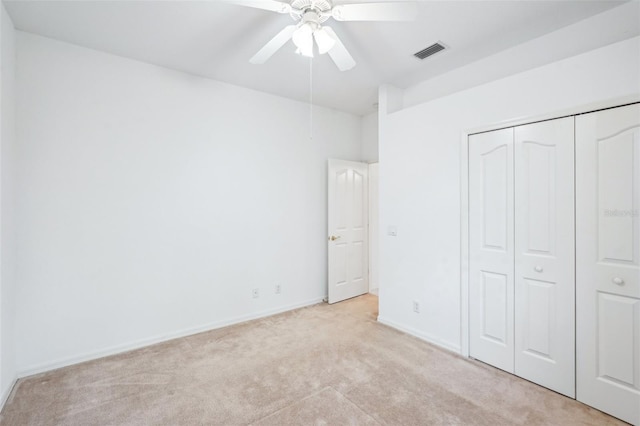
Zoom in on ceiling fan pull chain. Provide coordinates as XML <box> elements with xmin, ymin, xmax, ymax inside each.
<box><xmin>309</xmin><ymin>56</ymin><xmax>313</xmax><ymax>140</ymax></box>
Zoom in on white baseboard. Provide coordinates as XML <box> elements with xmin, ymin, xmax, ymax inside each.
<box><xmin>19</xmin><ymin>297</ymin><xmax>325</xmax><ymax>378</ymax></box>
<box><xmin>0</xmin><ymin>375</ymin><xmax>18</xmax><ymax>412</ymax></box>
<box><xmin>377</xmin><ymin>316</ymin><xmax>461</xmax><ymax>354</ymax></box>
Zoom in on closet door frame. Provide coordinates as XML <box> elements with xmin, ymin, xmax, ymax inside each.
<box><xmin>460</xmin><ymin>96</ymin><xmax>640</xmax><ymax>359</ymax></box>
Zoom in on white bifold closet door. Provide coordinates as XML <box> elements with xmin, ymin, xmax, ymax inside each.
<box><xmin>469</xmin><ymin>128</ymin><xmax>515</xmax><ymax>373</ymax></box>
<box><xmin>576</xmin><ymin>103</ymin><xmax>640</xmax><ymax>425</ymax></box>
<box><xmin>514</xmin><ymin>118</ymin><xmax>575</xmax><ymax>398</ymax></box>
<box><xmin>469</xmin><ymin>117</ymin><xmax>575</xmax><ymax>397</ymax></box>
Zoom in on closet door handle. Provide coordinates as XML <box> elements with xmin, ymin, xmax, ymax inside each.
<box><xmin>612</xmin><ymin>277</ymin><xmax>624</xmax><ymax>285</ymax></box>
<box><xmin>534</xmin><ymin>266</ymin><xmax>543</xmax><ymax>273</ymax></box>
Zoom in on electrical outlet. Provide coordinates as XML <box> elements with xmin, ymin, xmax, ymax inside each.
<box><xmin>412</xmin><ymin>300</ymin><xmax>420</xmax><ymax>313</ymax></box>
<box><xmin>275</xmin><ymin>284</ymin><xmax>281</xmax><ymax>294</ymax></box>
<box><xmin>252</xmin><ymin>288</ymin><xmax>260</xmax><ymax>298</ymax></box>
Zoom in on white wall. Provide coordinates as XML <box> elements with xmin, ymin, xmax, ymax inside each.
<box><xmin>378</xmin><ymin>35</ymin><xmax>640</xmax><ymax>352</ymax></box>
<box><xmin>14</xmin><ymin>32</ymin><xmax>362</xmax><ymax>374</ymax></box>
<box><xmin>361</xmin><ymin>112</ymin><xmax>378</xmax><ymax>163</ymax></box>
<box><xmin>0</xmin><ymin>2</ymin><xmax>17</xmax><ymax>403</ymax></box>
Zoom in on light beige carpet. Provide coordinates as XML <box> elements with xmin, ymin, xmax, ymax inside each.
<box><xmin>0</xmin><ymin>295</ymin><xmax>624</xmax><ymax>425</ymax></box>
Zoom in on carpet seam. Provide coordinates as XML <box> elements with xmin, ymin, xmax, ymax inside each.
<box><xmin>330</xmin><ymin>385</ymin><xmax>385</xmax><ymax>426</ymax></box>
<box><xmin>245</xmin><ymin>386</ymin><xmax>333</xmax><ymax>425</ymax></box>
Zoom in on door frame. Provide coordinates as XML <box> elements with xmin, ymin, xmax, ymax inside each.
<box><xmin>368</xmin><ymin>162</ymin><xmax>379</xmax><ymax>295</ymax></box>
<box><xmin>459</xmin><ymin>95</ymin><xmax>640</xmax><ymax>358</ymax></box>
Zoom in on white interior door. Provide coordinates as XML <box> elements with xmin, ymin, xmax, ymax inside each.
<box><xmin>514</xmin><ymin>117</ymin><xmax>575</xmax><ymax>397</ymax></box>
<box><xmin>469</xmin><ymin>128</ymin><xmax>515</xmax><ymax>373</ymax></box>
<box><xmin>328</xmin><ymin>159</ymin><xmax>369</xmax><ymax>304</ymax></box>
<box><xmin>576</xmin><ymin>103</ymin><xmax>640</xmax><ymax>425</ymax></box>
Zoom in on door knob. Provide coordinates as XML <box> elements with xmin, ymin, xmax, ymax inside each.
<box><xmin>612</xmin><ymin>277</ymin><xmax>625</xmax><ymax>285</ymax></box>
<box><xmin>534</xmin><ymin>266</ymin><xmax>543</xmax><ymax>273</ymax></box>
<box><xmin>329</xmin><ymin>235</ymin><xmax>341</xmax><ymax>241</ymax></box>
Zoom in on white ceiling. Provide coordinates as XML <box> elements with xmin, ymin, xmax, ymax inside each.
<box><xmin>3</xmin><ymin>0</ymin><xmax>633</xmax><ymax>115</ymax></box>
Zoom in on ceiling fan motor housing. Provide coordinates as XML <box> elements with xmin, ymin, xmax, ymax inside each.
<box><xmin>291</xmin><ymin>0</ymin><xmax>332</xmax><ymax>23</ymax></box>
<box><xmin>301</xmin><ymin>11</ymin><xmax>321</xmax><ymax>30</ymax></box>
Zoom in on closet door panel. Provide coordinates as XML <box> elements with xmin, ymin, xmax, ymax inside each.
<box><xmin>514</xmin><ymin>117</ymin><xmax>575</xmax><ymax>397</ymax></box>
<box><xmin>469</xmin><ymin>128</ymin><xmax>515</xmax><ymax>373</ymax></box>
<box><xmin>576</xmin><ymin>103</ymin><xmax>640</xmax><ymax>425</ymax></box>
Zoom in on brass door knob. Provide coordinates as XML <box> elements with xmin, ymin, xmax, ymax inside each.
<box><xmin>329</xmin><ymin>235</ymin><xmax>341</xmax><ymax>241</ymax></box>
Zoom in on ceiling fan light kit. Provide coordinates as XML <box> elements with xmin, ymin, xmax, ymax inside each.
<box><xmin>291</xmin><ymin>3</ymin><xmax>337</xmax><ymax>58</ymax></box>
<box><xmin>292</xmin><ymin>21</ymin><xmax>315</xmax><ymax>57</ymax></box>
<box><xmin>238</xmin><ymin>0</ymin><xmax>417</xmax><ymax>71</ymax></box>
<box><xmin>292</xmin><ymin>24</ymin><xmax>337</xmax><ymax>58</ymax></box>
<box><xmin>313</xmin><ymin>27</ymin><xmax>336</xmax><ymax>54</ymax></box>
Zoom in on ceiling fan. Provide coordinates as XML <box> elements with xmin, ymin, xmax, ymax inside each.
<box><xmin>230</xmin><ymin>1</ymin><xmax>417</xmax><ymax>71</ymax></box>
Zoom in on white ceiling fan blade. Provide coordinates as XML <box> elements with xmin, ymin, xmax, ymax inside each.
<box><xmin>250</xmin><ymin>25</ymin><xmax>297</xmax><ymax>64</ymax></box>
<box><xmin>323</xmin><ymin>27</ymin><xmax>356</xmax><ymax>71</ymax></box>
<box><xmin>332</xmin><ymin>2</ymin><xmax>417</xmax><ymax>21</ymax></box>
<box><xmin>225</xmin><ymin>0</ymin><xmax>291</xmax><ymax>14</ymax></box>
